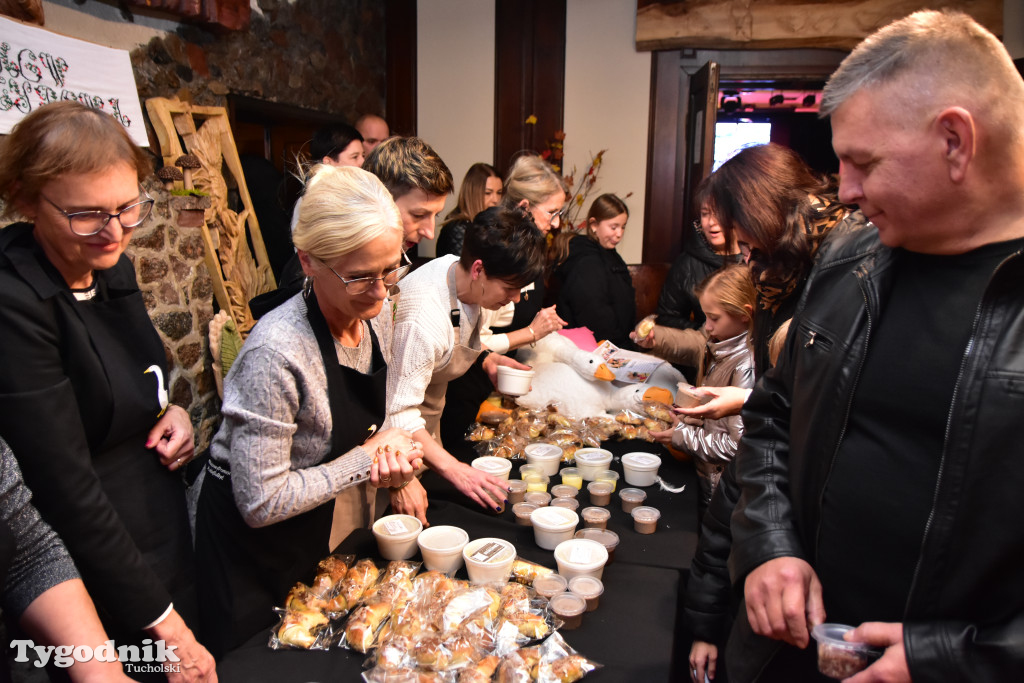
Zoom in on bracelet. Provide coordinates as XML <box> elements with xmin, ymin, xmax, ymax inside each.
<box><xmin>527</xmin><ymin>325</ymin><xmax>537</xmax><ymax>341</ymax></box>
<box><xmin>389</xmin><ymin>479</ymin><xmax>411</xmax><ymax>491</ymax></box>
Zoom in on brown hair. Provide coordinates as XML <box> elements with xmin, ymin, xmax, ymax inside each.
<box><xmin>694</xmin><ymin>263</ymin><xmax>756</xmax><ymax>322</ymax></box>
<box><xmin>767</xmin><ymin>318</ymin><xmax>792</xmax><ymax>367</ymax></box>
<box><xmin>446</xmin><ymin>162</ymin><xmax>501</xmax><ymax>223</ymax></box>
<box><xmin>705</xmin><ymin>143</ymin><xmax>841</xmax><ymax>287</ymax></box>
<box><xmin>584</xmin><ymin>193</ymin><xmax>629</xmax><ymax>242</ymax></box>
<box><xmin>362</xmin><ymin>136</ymin><xmax>453</xmax><ymax>200</ymax></box>
<box><xmin>0</xmin><ymin>101</ymin><xmax>152</xmax><ymax>218</ymax></box>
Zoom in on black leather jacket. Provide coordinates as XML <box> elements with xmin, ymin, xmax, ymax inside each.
<box><xmin>730</xmin><ymin>227</ymin><xmax>1024</xmax><ymax>681</ymax></box>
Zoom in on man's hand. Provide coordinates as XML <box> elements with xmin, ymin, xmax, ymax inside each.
<box><xmin>744</xmin><ymin>556</ymin><xmax>825</xmax><ymax>648</ymax></box>
<box><xmin>146</xmin><ymin>406</ymin><xmax>196</xmax><ymax>472</ymax></box>
<box><xmin>389</xmin><ymin>477</ymin><xmax>429</xmax><ymax>526</ymax></box>
<box><xmin>147</xmin><ymin>609</ymin><xmax>217</xmax><ymax>683</ymax></box>
<box><xmin>843</xmin><ymin>622</ymin><xmax>910</xmax><ymax>683</ymax></box>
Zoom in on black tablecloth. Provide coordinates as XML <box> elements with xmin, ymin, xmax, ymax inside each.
<box><xmin>218</xmin><ymin>442</ymin><xmax>701</xmax><ymax>682</ymax></box>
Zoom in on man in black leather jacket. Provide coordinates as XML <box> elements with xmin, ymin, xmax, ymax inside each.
<box><xmin>727</xmin><ymin>11</ymin><xmax>1024</xmax><ymax>682</ymax></box>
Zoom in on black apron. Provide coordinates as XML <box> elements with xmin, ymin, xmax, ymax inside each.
<box><xmin>195</xmin><ymin>291</ymin><xmax>387</xmax><ymax>657</ymax></box>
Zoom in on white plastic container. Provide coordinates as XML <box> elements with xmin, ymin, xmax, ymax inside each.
<box><xmin>462</xmin><ymin>537</ymin><xmax>517</xmax><ymax>584</ymax></box>
<box><xmin>416</xmin><ymin>525</ymin><xmax>469</xmax><ymax>574</ymax></box>
<box><xmin>372</xmin><ymin>514</ymin><xmax>423</xmax><ymax>560</ymax></box>
<box><xmin>621</xmin><ymin>452</ymin><xmax>662</xmax><ymax>487</ymax></box>
<box><xmin>524</xmin><ymin>443</ymin><xmax>563</xmax><ymax>476</ymax></box>
<box><xmin>471</xmin><ymin>456</ymin><xmax>513</xmax><ymax>480</ymax></box>
<box><xmin>496</xmin><ymin>366</ymin><xmax>535</xmax><ymax>396</ymax></box>
<box><xmin>574</xmin><ymin>448</ymin><xmax>613</xmax><ymax>481</ymax></box>
<box><xmin>529</xmin><ymin>506</ymin><xmax>579</xmax><ymax>550</ymax></box>
<box><xmin>553</xmin><ymin>538</ymin><xmax>609</xmax><ymax>580</ymax></box>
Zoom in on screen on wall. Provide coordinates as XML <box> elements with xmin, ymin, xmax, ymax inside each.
<box><xmin>713</xmin><ymin>122</ymin><xmax>772</xmax><ymax>172</ymax></box>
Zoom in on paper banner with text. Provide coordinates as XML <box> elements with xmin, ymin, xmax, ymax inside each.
<box><xmin>0</xmin><ymin>16</ymin><xmax>147</xmax><ymax>146</ymax></box>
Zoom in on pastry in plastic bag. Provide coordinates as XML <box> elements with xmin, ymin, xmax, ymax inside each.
<box><xmin>340</xmin><ymin>558</ymin><xmax>380</xmax><ymax>607</ymax></box>
<box><xmin>345</xmin><ymin>600</ymin><xmax>392</xmax><ymax>653</ymax></box>
<box><xmin>276</xmin><ymin>606</ymin><xmax>329</xmax><ymax>649</ymax></box>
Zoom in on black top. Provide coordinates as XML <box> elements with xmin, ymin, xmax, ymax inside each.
<box><xmin>657</xmin><ymin>224</ymin><xmax>740</xmax><ymax>330</ymax></box>
<box><xmin>554</xmin><ymin>235</ymin><xmax>636</xmax><ymax>348</ymax></box>
<box><xmin>817</xmin><ymin>237</ymin><xmax>1024</xmax><ymax>625</ymax></box>
<box><xmin>436</xmin><ymin>217</ymin><xmax>471</xmax><ymax>258</ymax></box>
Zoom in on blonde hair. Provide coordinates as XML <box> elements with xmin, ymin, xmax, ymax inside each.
<box><xmin>502</xmin><ymin>154</ymin><xmax>566</xmax><ymax>208</ymax></box>
<box><xmin>768</xmin><ymin>318</ymin><xmax>792</xmax><ymax>367</ymax></box>
<box><xmin>292</xmin><ymin>165</ymin><xmax>402</xmax><ymax>263</ymax></box>
<box><xmin>0</xmin><ymin>101</ymin><xmax>151</xmax><ymax>218</ymax></box>
<box><xmin>695</xmin><ymin>264</ymin><xmax>756</xmax><ymax>322</ymax></box>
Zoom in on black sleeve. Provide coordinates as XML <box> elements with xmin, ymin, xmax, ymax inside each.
<box><xmin>436</xmin><ymin>220</ymin><xmax>468</xmax><ymax>258</ymax></box>
<box><xmin>0</xmin><ymin>277</ymin><xmax>172</xmax><ymax>632</ymax></box>
<box><xmin>557</xmin><ymin>253</ymin><xmax>624</xmax><ymax>345</ymax></box>
<box><xmin>656</xmin><ymin>254</ymin><xmax>703</xmax><ymax>330</ymax></box>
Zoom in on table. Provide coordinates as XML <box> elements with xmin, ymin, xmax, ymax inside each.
<box><xmin>218</xmin><ymin>442</ymin><xmax>700</xmax><ymax>682</ymax></box>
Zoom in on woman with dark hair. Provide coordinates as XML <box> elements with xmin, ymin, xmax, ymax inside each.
<box><xmin>436</xmin><ymin>162</ymin><xmax>503</xmax><ymax>257</ymax></box>
<box><xmin>310</xmin><ymin>123</ymin><xmax>365</xmax><ymax>168</ymax></box>
<box><xmin>553</xmin><ymin>193</ymin><xmax>636</xmax><ymax>348</ymax></box>
<box><xmin>386</xmin><ymin>206</ymin><xmax>547</xmax><ymax>523</ymax></box>
<box><xmin>0</xmin><ymin>101</ymin><xmax>215</xmax><ymax>680</ymax></box>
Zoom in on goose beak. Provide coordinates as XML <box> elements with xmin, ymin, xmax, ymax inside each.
<box><xmin>594</xmin><ymin>364</ymin><xmax>616</xmax><ymax>382</ymax></box>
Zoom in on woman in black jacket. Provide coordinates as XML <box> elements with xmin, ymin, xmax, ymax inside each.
<box><xmin>435</xmin><ymin>162</ymin><xmax>503</xmax><ymax>258</ymax></box>
<box><xmin>554</xmin><ymin>194</ymin><xmax>635</xmax><ymax>348</ymax></box>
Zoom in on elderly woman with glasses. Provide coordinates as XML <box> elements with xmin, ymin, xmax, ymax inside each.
<box><xmin>194</xmin><ymin>164</ymin><xmax>423</xmax><ymax>656</ymax></box>
<box><xmin>0</xmin><ymin>102</ymin><xmax>215</xmax><ymax>680</ymax></box>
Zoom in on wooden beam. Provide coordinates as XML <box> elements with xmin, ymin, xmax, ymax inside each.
<box><xmin>636</xmin><ymin>0</ymin><xmax>1003</xmax><ymax>51</ymax></box>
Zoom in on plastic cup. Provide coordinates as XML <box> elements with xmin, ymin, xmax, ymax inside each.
<box><xmin>513</xmin><ymin>502</ymin><xmax>538</xmax><ymax>526</ymax></box>
<box><xmin>524</xmin><ymin>443</ymin><xmax>563</xmax><ymax>476</ymax></box>
<box><xmin>568</xmin><ymin>575</ymin><xmax>604</xmax><ymax>611</ymax></box>
<box><xmin>550</xmin><ymin>497</ymin><xmax>580</xmax><ymax>511</ymax></box>
<box><xmin>548</xmin><ymin>592</ymin><xmax>586</xmax><ymax>630</ymax></box>
<box><xmin>587</xmin><ymin>481</ymin><xmax>613</xmax><ymax>506</ymax></box>
<box><xmin>621</xmin><ymin>452</ymin><xmax>662</xmax><ymax>487</ymax></box>
<box><xmin>519</xmin><ymin>464</ymin><xmax>543</xmax><ymax>478</ymax></box>
<box><xmin>619</xmin><ymin>487</ymin><xmax>647</xmax><ymax>513</ymax></box>
<box><xmin>471</xmin><ymin>456</ymin><xmax>512</xmax><ymax>480</ymax></box>
<box><xmin>372</xmin><ymin>514</ymin><xmax>423</xmax><ymax>560</ymax></box>
<box><xmin>594</xmin><ymin>469</ymin><xmax>620</xmax><ymax>492</ymax></box>
<box><xmin>416</xmin><ymin>525</ymin><xmax>469</xmax><ymax>574</ymax></box>
<box><xmin>523</xmin><ymin>472</ymin><xmax>550</xmax><ymax>492</ymax></box>
<box><xmin>507</xmin><ymin>479</ymin><xmax>528</xmax><ymax>504</ymax></box>
<box><xmin>496</xmin><ymin>365</ymin><xmax>535</xmax><ymax>396</ymax></box>
<box><xmin>530</xmin><ymin>506</ymin><xmax>579</xmax><ymax>550</ymax></box>
<box><xmin>574</xmin><ymin>448</ymin><xmax>613</xmax><ymax>481</ymax></box>
<box><xmin>574</xmin><ymin>528</ymin><xmax>619</xmax><ymax>564</ymax></box>
<box><xmin>524</xmin><ymin>491</ymin><xmax>551</xmax><ymax>506</ymax></box>
<box><xmin>559</xmin><ymin>467</ymin><xmax>583</xmax><ymax>490</ymax></box>
<box><xmin>580</xmin><ymin>506</ymin><xmax>610</xmax><ymax>529</ymax></box>
<box><xmin>462</xmin><ymin>537</ymin><xmax>517</xmax><ymax>584</ymax></box>
<box><xmin>631</xmin><ymin>506</ymin><xmax>661</xmax><ymax>534</ymax></box>
<box><xmin>553</xmin><ymin>538</ymin><xmax>608</xmax><ymax>580</ymax></box>
<box><xmin>812</xmin><ymin>624</ymin><xmax>884</xmax><ymax>679</ymax></box>
<box><xmin>532</xmin><ymin>573</ymin><xmax>568</xmax><ymax>599</ymax></box>
<box><xmin>551</xmin><ymin>484</ymin><xmax>578</xmax><ymax>499</ymax></box>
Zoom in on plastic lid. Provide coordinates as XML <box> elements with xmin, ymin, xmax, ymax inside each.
<box><xmin>550</xmin><ymin>497</ymin><xmax>580</xmax><ymax>510</ymax></box>
<box><xmin>622</xmin><ymin>452</ymin><xmax>662</xmax><ymax>470</ymax></box>
<box><xmin>416</xmin><ymin>525</ymin><xmax>468</xmax><ymax>551</ymax></box>
<box><xmin>373</xmin><ymin>514</ymin><xmax>421</xmax><ymax>537</ymax></box>
<box><xmin>496</xmin><ymin>365</ymin><xmax>535</xmax><ymax>377</ymax></box>
<box><xmin>512</xmin><ymin>502</ymin><xmax>539</xmax><ymax>517</ymax></box>
<box><xmin>533</xmin><ymin>573</ymin><xmax>568</xmax><ymax>594</ymax></box>
<box><xmin>530</xmin><ymin>506</ymin><xmax>579</xmax><ymax>531</ymax></box>
<box><xmin>519</xmin><ymin>464</ymin><xmax>543</xmax><ymax>476</ymax></box>
<box><xmin>525</xmin><ymin>443</ymin><xmax>563</xmax><ymax>459</ymax></box>
<box><xmin>554</xmin><ymin>538</ymin><xmax>608</xmax><ymax>568</ymax></box>
<box><xmin>551</xmin><ymin>484</ymin><xmax>578</xmax><ymax>498</ymax></box>
<box><xmin>471</xmin><ymin>456</ymin><xmax>512</xmax><ymax>475</ymax></box>
<box><xmin>587</xmin><ymin>481</ymin><xmax>613</xmax><ymax>495</ymax></box>
<box><xmin>559</xmin><ymin>467</ymin><xmax>580</xmax><ymax>475</ymax></box>
<box><xmin>548</xmin><ymin>592</ymin><xmax>587</xmax><ymax>617</ymax></box>
<box><xmin>631</xmin><ymin>506</ymin><xmax>661</xmax><ymax>521</ymax></box>
<box><xmin>574</xmin><ymin>528</ymin><xmax>620</xmax><ymax>549</ymax></box>
<box><xmin>595</xmin><ymin>470</ymin><xmax>619</xmax><ymax>480</ymax></box>
<box><xmin>463</xmin><ymin>537</ymin><xmax>516</xmax><ymax>564</ymax></box>
<box><xmin>524</xmin><ymin>491</ymin><xmax>551</xmax><ymax>505</ymax></box>
<box><xmin>568</xmin><ymin>575</ymin><xmax>604</xmax><ymax>599</ymax></box>
<box><xmin>580</xmin><ymin>506</ymin><xmax>610</xmax><ymax>522</ymax></box>
<box><xmin>507</xmin><ymin>479</ymin><xmax>528</xmax><ymax>492</ymax></box>
<box><xmin>575</xmin><ymin>449</ymin><xmax>612</xmax><ymax>463</ymax></box>
<box><xmin>619</xmin><ymin>488</ymin><xmax>647</xmax><ymax>502</ymax></box>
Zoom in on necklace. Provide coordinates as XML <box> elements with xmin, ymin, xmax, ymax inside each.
<box><xmin>336</xmin><ymin>320</ymin><xmax>371</xmax><ymax>372</ymax></box>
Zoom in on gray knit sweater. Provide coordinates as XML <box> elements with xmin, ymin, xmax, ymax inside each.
<box><xmin>209</xmin><ymin>293</ymin><xmax>393</xmax><ymax>528</ymax></box>
<box><xmin>1</xmin><ymin>437</ymin><xmax>79</xmax><ymax>617</ymax></box>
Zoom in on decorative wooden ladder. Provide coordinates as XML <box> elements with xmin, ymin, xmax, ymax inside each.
<box><xmin>145</xmin><ymin>97</ymin><xmax>276</xmax><ymax>336</ymax></box>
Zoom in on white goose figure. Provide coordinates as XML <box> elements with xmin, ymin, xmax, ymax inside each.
<box><xmin>144</xmin><ymin>365</ymin><xmax>169</xmax><ymax>417</ymax></box>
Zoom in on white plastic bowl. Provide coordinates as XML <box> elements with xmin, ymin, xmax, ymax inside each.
<box><xmin>621</xmin><ymin>452</ymin><xmax>662</xmax><ymax>487</ymax></box>
<box><xmin>471</xmin><ymin>456</ymin><xmax>513</xmax><ymax>480</ymax></box>
<box><xmin>462</xmin><ymin>537</ymin><xmax>517</xmax><ymax>584</ymax></box>
<box><xmin>530</xmin><ymin>506</ymin><xmax>579</xmax><ymax>550</ymax></box>
<box><xmin>574</xmin><ymin>448</ymin><xmax>613</xmax><ymax>481</ymax></box>
<box><xmin>496</xmin><ymin>366</ymin><xmax>535</xmax><ymax>396</ymax></box>
<box><xmin>554</xmin><ymin>538</ymin><xmax>609</xmax><ymax>580</ymax></box>
<box><xmin>416</xmin><ymin>525</ymin><xmax>469</xmax><ymax>574</ymax></box>
<box><xmin>524</xmin><ymin>443</ymin><xmax>564</xmax><ymax>476</ymax></box>
<box><xmin>372</xmin><ymin>514</ymin><xmax>423</xmax><ymax>560</ymax></box>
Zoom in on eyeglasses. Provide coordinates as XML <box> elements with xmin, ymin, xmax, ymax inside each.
<box><xmin>41</xmin><ymin>189</ymin><xmax>154</xmax><ymax>236</ymax></box>
<box><xmin>324</xmin><ymin>251</ymin><xmax>412</xmax><ymax>295</ymax></box>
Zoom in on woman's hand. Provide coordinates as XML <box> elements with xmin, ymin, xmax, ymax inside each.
<box><xmin>528</xmin><ymin>306</ymin><xmax>567</xmax><ymax>342</ymax></box>
<box><xmin>675</xmin><ymin>386</ymin><xmax>752</xmax><ymax>420</ymax></box>
<box><xmin>481</xmin><ymin>352</ymin><xmax>532</xmax><ymax>386</ymax></box>
<box><xmin>146</xmin><ymin>406</ymin><xmax>196</xmax><ymax>472</ymax></box>
<box><xmin>389</xmin><ymin>477</ymin><xmax>429</xmax><ymax>526</ymax></box>
<box><xmin>689</xmin><ymin>640</ymin><xmax>718</xmax><ymax>682</ymax></box>
<box><xmin>364</xmin><ymin>428</ymin><xmax>423</xmax><ymax>489</ymax></box>
<box><xmin>630</xmin><ymin>327</ymin><xmax>655</xmax><ymax>349</ymax></box>
<box><xmin>148</xmin><ymin>609</ymin><xmax>217</xmax><ymax>682</ymax></box>
<box><xmin>649</xmin><ymin>427</ymin><xmax>675</xmax><ymax>447</ymax></box>
<box><xmin>443</xmin><ymin>460</ymin><xmax>509</xmax><ymax>512</ymax></box>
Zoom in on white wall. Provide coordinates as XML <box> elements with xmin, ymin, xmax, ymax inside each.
<box><xmin>564</xmin><ymin>0</ymin><xmax>650</xmax><ymax>264</ymax></box>
<box><xmin>416</xmin><ymin>0</ymin><xmax>496</xmax><ymax>257</ymax></box>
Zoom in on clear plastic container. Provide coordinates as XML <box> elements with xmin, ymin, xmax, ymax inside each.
<box><xmin>372</xmin><ymin>514</ymin><xmax>423</xmax><ymax>560</ymax></box>
<box><xmin>587</xmin><ymin>481</ymin><xmax>614</xmax><ymax>506</ymax></box>
<box><xmin>532</xmin><ymin>572</ymin><xmax>568</xmax><ymax>599</ymax></box>
<box><xmin>513</xmin><ymin>502</ymin><xmax>538</xmax><ymax>526</ymax></box>
<box><xmin>621</xmin><ymin>452</ymin><xmax>662</xmax><ymax>487</ymax></box>
<box><xmin>523</xmin><ymin>472</ymin><xmax>550</xmax><ymax>493</ymax></box>
<box><xmin>548</xmin><ymin>592</ymin><xmax>586</xmax><ymax>629</ymax></box>
<box><xmin>594</xmin><ymin>469</ymin><xmax>620</xmax><ymax>492</ymax></box>
<box><xmin>559</xmin><ymin>467</ymin><xmax>583</xmax><ymax>490</ymax></box>
<box><xmin>519</xmin><ymin>464</ymin><xmax>543</xmax><ymax>479</ymax></box>
<box><xmin>523</xmin><ymin>443</ymin><xmax>563</xmax><ymax>476</ymax></box>
<box><xmin>811</xmin><ymin>623</ymin><xmax>883</xmax><ymax>679</ymax></box>
<box><xmin>553</xmin><ymin>538</ymin><xmax>608</xmax><ymax>580</ymax></box>
<box><xmin>580</xmin><ymin>506</ymin><xmax>610</xmax><ymax>529</ymax></box>
<box><xmin>619</xmin><ymin>487</ymin><xmax>647</xmax><ymax>513</ymax></box>
<box><xmin>631</xmin><ymin>506</ymin><xmax>661</xmax><ymax>534</ymax></box>
<box><xmin>568</xmin><ymin>575</ymin><xmax>604</xmax><ymax>611</ymax></box>
<box><xmin>573</xmin><ymin>448</ymin><xmax>613</xmax><ymax>481</ymax></box>
<box><xmin>507</xmin><ymin>479</ymin><xmax>528</xmax><ymax>504</ymax></box>
<box><xmin>551</xmin><ymin>484</ymin><xmax>578</xmax><ymax>499</ymax></box>
<box><xmin>574</xmin><ymin>528</ymin><xmax>620</xmax><ymax>564</ymax></box>
<box><xmin>530</xmin><ymin>506</ymin><xmax>579</xmax><ymax>550</ymax></box>
<box><xmin>550</xmin><ymin>497</ymin><xmax>580</xmax><ymax>512</ymax></box>
<box><xmin>524</xmin><ymin>491</ymin><xmax>551</xmax><ymax>507</ymax></box>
